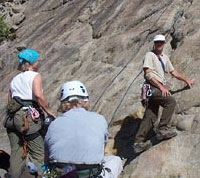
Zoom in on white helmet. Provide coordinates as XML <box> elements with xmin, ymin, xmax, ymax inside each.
<box><xmin>153</xmin><ymin>34</ymin><xmax>165</xmax><ymax>42</ymax></box>
<box><xmin>60</xmin><ymin>81</ymin><xmax>89</xmax><ymax>102</ymax></box>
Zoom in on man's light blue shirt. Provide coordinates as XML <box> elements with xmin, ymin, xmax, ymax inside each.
<box><xmin>45</xmin><ymin>108</ymin><xmax>108</xmax><ymax>164</ymax></box>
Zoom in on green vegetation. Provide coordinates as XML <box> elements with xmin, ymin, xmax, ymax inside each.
<box><xmin>0</xmin><ymin>17</ymin><xmax>11</xmax><ymax>42</ymax></box>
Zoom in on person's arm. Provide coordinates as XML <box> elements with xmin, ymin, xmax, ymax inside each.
<box><xmin>44</xmin><ymin>126</ymin><xmax>52</xmax><ymax>164</ymax></box>
<box><xmin>44</xmin><ymin>147</ymin><xmax>49</xmax><ymax>165</ymax></box>
<box><xmin>171</xmin><ymin>70</ymin><xmax>195</xmax><ymax>88</ymax></box>
<box><xmin>145</xmin><ymin>68</ymin><xmax>171</xmax><ymax>97</ymax></box>
<box><xmin>8</xmin><ymin>90</ymin><xmax>12</xmax><ymax>102</ymax></box>
<box><xmin>33</xmin><ymin>74</ymin><xmax>56</xmax><ymax>118</ymax></box>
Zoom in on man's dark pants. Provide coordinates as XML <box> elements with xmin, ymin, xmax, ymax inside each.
<box><xmin>135</xmin><ymin>89</ymin><xmax>176</xmax><ymax>143</ymax></box>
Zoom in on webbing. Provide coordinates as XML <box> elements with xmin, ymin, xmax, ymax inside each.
<box><xmin>157</xmin><ymin>55</ymin><xmax>165</xmax><ymax>73</ymax></box>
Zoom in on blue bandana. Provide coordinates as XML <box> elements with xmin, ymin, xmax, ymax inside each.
<box><xmin>18</xmin><ymin>49</ymin><xmax>40</xmax><ymax>65</ymax></box>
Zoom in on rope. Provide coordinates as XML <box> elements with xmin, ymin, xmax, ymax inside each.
<box><xmin>91</xmin><ymin>64</ymin><xmax>131</xmax><ymax>111</ymax></box>
<box><xmin>108</xmin><ymin>69</ymin><xmax>143</xmax><ymax>127</ymax></box>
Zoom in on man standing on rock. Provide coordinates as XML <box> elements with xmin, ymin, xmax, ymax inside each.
<box><xmin>133</xmin><ymin>34</ymin><xmax>195</xmax><ymax>153</ymax></box>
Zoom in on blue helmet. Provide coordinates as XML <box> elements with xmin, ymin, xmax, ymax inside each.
<box><xmin>18</xmin><ymin>49</ymin><xmax>40</xmax><ymax>65</ymax></box>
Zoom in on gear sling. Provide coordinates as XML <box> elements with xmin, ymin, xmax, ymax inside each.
<box><xmin>4</xmin><ymin>96</ymin><xmax>44</xmax><ymax>159</ymax></box>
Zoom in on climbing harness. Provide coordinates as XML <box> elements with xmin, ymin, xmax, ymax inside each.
<box><xmin>141</xmin><ymin>81</ymin><xmax>153</xmax><ymax>108</ymax></box>
<box><xmin>42</xmin><ymin>162</ymin><xmax>103</xmax><ymax>178</ymax></box>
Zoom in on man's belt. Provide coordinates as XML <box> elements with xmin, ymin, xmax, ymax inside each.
<box><xmin>52</xmin><ymin>162</ymin><xmax>100</xmax><ymax>169</ymax></box>
<box><xmin>76</xmin><ymin>164</ymin><xmax>101</xmax><ymax>171</ymax></box>
<box><xmin>50</xmin><ymin>162</ymin><xmax>102</xmax><ymax>178</ymax></box>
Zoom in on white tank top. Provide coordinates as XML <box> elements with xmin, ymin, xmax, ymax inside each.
<box><xmin>10</xmin><ymin>71</ymin><xmax>39</xmax><ymax>100</ymax></box>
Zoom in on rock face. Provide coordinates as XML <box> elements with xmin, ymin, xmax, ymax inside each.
<box><xmin>0</xmin><ymin>0</ymin><xmax>200</xmax><ymax>177</ymax></box>
<box><xmin>122</xmin><ymin>115</ymin><xmax>200</xmax><ymax>178</ymax></box>
<box><xmin>123</xmin><ymin>132</ymin><xmax>200</xmax><ymax>178</ymax></box>
<box><xmin>0</xmin><ymin>0</ymin><xmax>27</xmax><ymax>30</ymax></box>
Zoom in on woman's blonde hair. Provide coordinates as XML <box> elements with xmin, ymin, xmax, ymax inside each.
<box><xmin>59</xmin><ymin>98</ymin><xmax>90</xmax><ymax>113</ymax></box>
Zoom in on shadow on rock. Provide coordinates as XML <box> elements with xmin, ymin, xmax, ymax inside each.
<box><xmin>112</xmin><ymin>116</ymin><xmax>163</xmax><ymax>167</ymax></box>
<box><xmin>112</xmin><ymin>116</ymin><xmax>141</xmax><ymax>163</ymax></box>
<box><xmin>0</xmin><ymin>150</ymin><xmax>10</xmax><ymax>172</ymax></box>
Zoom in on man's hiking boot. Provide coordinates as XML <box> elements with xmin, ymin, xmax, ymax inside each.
<box><xmin>156</xmin><ymin>128</ymin><xmax>177</xmax><ymax>141</ymax></box>
<box><xmin>133</xmin><ymin>140</ymin><xmax>152</xmax><ymax>153</ymax></box>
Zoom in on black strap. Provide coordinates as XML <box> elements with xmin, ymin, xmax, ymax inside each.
<box><xmin>152</xmin><ymin>51</ymin><xmax>165</xmax><ymax>73</ymax></box>
<box><xmin>13</xmin><ymin>96</ymin><xmax>39</xmax><ymax>108</ymax></box>
<box><xmin>157</xmin><ymin>55</ymin><xmax>165</xmax><ymax>72</ymax></box>
<box><xmin>23</xmin><ymin>131</ymin><xmax>40</xmax><ymax>142</ymax></box>
<box><xmin>52</xmin><ymin>163</ymin><xmax>101</xmax><ymax>170</ymax></box>
<box><xmin>76</xmin><ymin>164</ymin><xmax>101</xmax><ymax>171</ymax></box>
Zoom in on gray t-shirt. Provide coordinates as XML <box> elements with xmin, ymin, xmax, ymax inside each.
<box><xmin>45</xmin><ymin>108</ymin><xmax>108</xmax><ymax>164</ymax></box>
<box><xmin>143</xmin><ymin>51</ymin><xmax>174</xmax><ymax>85</ymax></box>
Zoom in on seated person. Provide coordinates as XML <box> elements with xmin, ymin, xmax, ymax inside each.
<box><xmin>44</xmin><ymin>81</ymin><xmax>122</xmax><ymax>178</ymax></box>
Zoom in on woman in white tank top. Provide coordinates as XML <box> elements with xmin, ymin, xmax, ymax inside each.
<box><xmin>5</xmin><ymin>49</ymin><xmax>56</xmax><ymax>178</ymax></box>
